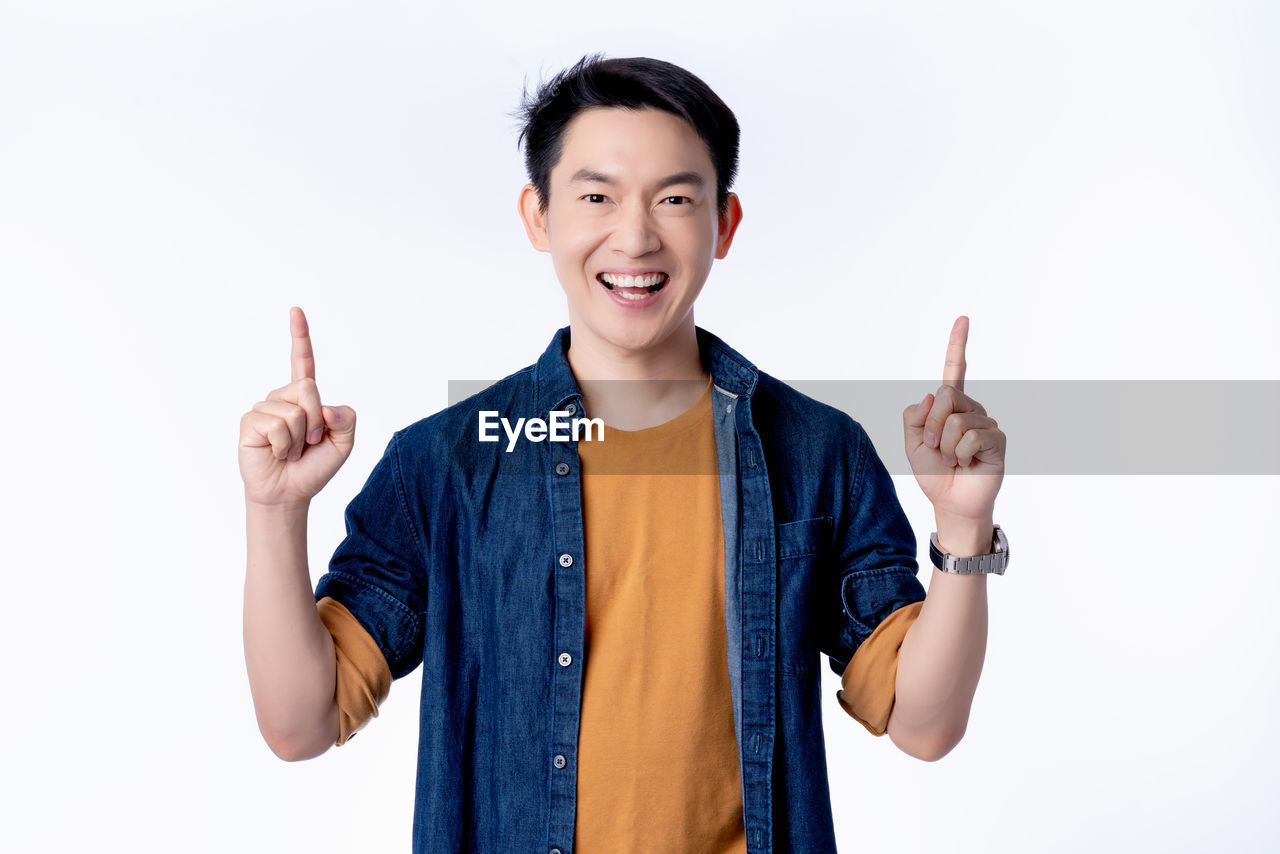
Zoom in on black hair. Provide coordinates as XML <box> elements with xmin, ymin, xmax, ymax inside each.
<box><xmin>514</xmin><ymin>54</ymin><xmax>740</xmax><ymax>216</ymax></box>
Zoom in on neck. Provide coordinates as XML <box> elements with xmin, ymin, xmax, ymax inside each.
<box><xmin>565</xmin><ymin>321</ymin><xmax>711</xmax><ymax>430</ymax></box>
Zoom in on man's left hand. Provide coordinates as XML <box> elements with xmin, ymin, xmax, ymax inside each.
<box><xmin>902</xmin><ymin>315</ymin><xmax>1006</xmax><ymax>523</ymax></box>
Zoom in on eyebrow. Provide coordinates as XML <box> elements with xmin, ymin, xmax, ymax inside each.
<box><xmin>568</xmin><ymin>169</ymin><xmax>707</xmax><ymax>192</ymax></box>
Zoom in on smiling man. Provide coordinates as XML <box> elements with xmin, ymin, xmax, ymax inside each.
<box><xmin>241</xmin><ymin>54</ymin><xmax>1008</xmax><ymax>854</ymax></box>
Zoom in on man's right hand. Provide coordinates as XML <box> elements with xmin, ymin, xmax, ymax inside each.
<box><xmin>239</xmin><ymin>306</ymin><xmax>357</xmax><ymax>508</ymax></box>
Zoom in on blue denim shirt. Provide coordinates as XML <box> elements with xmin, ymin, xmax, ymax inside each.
<box><xmin>314</xmin><ymin>325</ymin><xmax>927</xmax><ymax>853</ymax></box>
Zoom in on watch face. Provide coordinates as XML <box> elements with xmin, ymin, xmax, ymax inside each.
<box><xmin>993</xmin><ymin>526</ymin><xmax>1009</xmax><ymax>560</ymax></box>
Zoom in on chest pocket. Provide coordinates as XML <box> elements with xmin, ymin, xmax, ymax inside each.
<box><xmin>775</xmin><ymin>516</ymin><xmax>833</xmax><ymax>678</ymax></box>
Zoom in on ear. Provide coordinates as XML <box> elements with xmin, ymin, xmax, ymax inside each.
<box><xmin>518</xmin><ymin>184</ymin><xmax>551</xmax><ymax>253</ymax></box>
<box><xmin>713</xmin><ymin>192</ymin><xmax>744</xmax><ymax>260</ymax></box>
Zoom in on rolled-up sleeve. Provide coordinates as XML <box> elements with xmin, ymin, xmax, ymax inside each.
<box><xmin>314</xmin><ymin>431</ymin><xmax>428</xmax><ymax>683</ymax></box>
<box><xmin>826</xmin><ymin>419</ymin><xmax>927</xmax><ymax>735</ymax></box>
<box><xmin>836</xmin><ymin>600</ymin><xmax>923</xmax><ymax>735</ymax></box>
<box><xmin>317</xmin><ymin>596</ymin><xmax>393</xmax><ymax>745</ymax></box>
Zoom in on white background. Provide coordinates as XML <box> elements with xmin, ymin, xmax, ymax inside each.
<box><xmin>2</xmin><ymin>1</ymin><xmax>1277</xmax><ymax>851</ymax></box>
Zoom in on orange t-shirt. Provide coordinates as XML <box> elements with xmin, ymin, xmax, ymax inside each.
<box><xmin>572</xmin><ymin>376</ymin><xmax>744</xmax><ymax>852</ymax></box>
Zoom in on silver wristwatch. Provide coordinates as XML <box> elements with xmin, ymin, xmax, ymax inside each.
<box><xmin>929</xmin><ymin>524</ymin><xmax>1009</xmax><ymax>575</ymax></box>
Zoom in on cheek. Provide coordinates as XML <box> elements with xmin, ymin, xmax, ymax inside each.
<box><xmin>549</xmin><ymin>218</ymin><xmax>604</xmax><ymax>265</ymax></box>
<box><xmin>670</xmin><ymin>229</ymin><xmax>715</xmax><ymax>273</ymax></box>
<box><xmin>674</xmin><ymin>215</ymin><xmax>716</xmax><ymax>252</ymax></box>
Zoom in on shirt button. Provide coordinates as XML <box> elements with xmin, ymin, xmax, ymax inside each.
<box><xmin>558</xmin><ymin>553</ymin><xmax>573</xmax><ymax>567</ymax></box>
<box><xmin>555</xmin><ymin>462</ymin><xmax>570</xmax><ymax>476</ymax></box>
<box><xmin>558</xmin><ymin>652</ymin><xmax>572</xmax><ymax>667</ymax></box>
<box><xmin>551</xmin><ymin>849</ymin><xmax>563</xmax><ymax>854</ymax></box>
<box><xmin>553</xmin><ymin>754</ymin><xmax>567</xmax><ymax>768</ymax></box>
<box><xmin>565</xmin><ymin>403</ymin><xmax>577</xmax><ymax>415</ymax></box>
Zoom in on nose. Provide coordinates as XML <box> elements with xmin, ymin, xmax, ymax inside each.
<box><xmin>608</xmin><ymin>202</ymin><xmax>661</xmax><ymax>257</ymax></box>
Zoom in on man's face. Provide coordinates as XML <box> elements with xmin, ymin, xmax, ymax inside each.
<box><xmin>519</xmin><ymin>106</ymin><xmax>742</xmax><ymax>360</ymax></box>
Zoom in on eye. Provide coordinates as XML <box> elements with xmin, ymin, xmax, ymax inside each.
<box><xmin>581</xmin><ymin>193</ymin><xmax>607</xmax><ymax>203</ymax></box>
<box><xmin>663</xmin><ymin>196</ymin><xmax>692</xmax><ymax>205</ymax></box>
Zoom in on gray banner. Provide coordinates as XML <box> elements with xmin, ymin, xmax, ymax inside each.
<box><xmin>447</xmin><ymin>380</ymin><xmax>1280</xmax><ymax>475</ymax></box>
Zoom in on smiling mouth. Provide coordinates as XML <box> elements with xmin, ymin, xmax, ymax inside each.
<box><xmin>597</xmin><ymin>272</ymin><xmax>668</xmax><ymax>297</ymax></box>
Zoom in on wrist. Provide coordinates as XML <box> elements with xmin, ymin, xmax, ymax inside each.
<box><xmin>246</xmin><ymin>497</ymin><xmax>312</xmax><ymax>518</ymax></box>
<box><xmin>933</xmin><ymin>513</ymin><xmax>995</xmax><ymax>558</ymax></box>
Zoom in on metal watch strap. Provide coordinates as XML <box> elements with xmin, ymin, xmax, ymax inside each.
<box><xmin>929</xmin><ymin>524</ymin><xmax>1009</xmax><ymax>575</ymax></box>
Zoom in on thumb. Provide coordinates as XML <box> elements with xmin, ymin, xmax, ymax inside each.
<box><xmin>902</xmin><ymin>392</ymin><xmax>932</xmax><ymax>449</ymax></box>
<box><xmin>322</xmin><ymin>405</ymin><xmax>357</xmax><ymax>435</ymax></box>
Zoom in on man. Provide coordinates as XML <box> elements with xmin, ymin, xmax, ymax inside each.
<box><xmin>240</xmin><ymin>54</ymin><xmax>1007</xmax><ymax>853</ymax></box>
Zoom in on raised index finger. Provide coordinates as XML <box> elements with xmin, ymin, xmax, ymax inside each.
<box><xmin>290</xmin><ymin>305</ymin><xmax>316</xmax><ymax>382</ymax></box>
<box><xmin>942</xmin><ymin>315</ymin><xmax>968</xmax><ymax>392</ymax></box>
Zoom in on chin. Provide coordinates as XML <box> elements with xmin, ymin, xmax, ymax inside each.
<box><xmin>593</xmin><ymin>314</ymin><xmax>675</xmax><ymax>349</ymax></box>
<box><xmin>601</xmin><ymin>324</ymin><xmax>663</xmax><ymax>352</ymax></box>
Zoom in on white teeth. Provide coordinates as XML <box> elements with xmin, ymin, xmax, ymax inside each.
<box><xmin>616</xmin><ymin>289</ymin><xmax>652</xmax><ymax>300</ymax></box>
<box><xmin>600</xmin><ymin>272</ymin><xmax>666</xmax><ymax>287</ymax></box>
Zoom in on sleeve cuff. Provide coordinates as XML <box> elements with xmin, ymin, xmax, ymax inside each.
<box><xmin>836</xmin><ymin>599</ymin><xmax>924</xmax><ymax>736</ymax></box>
<box><xmin>317</xmin><ymin>596</ymin><xmax>393</xmax><ymax>746</ymax></box>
